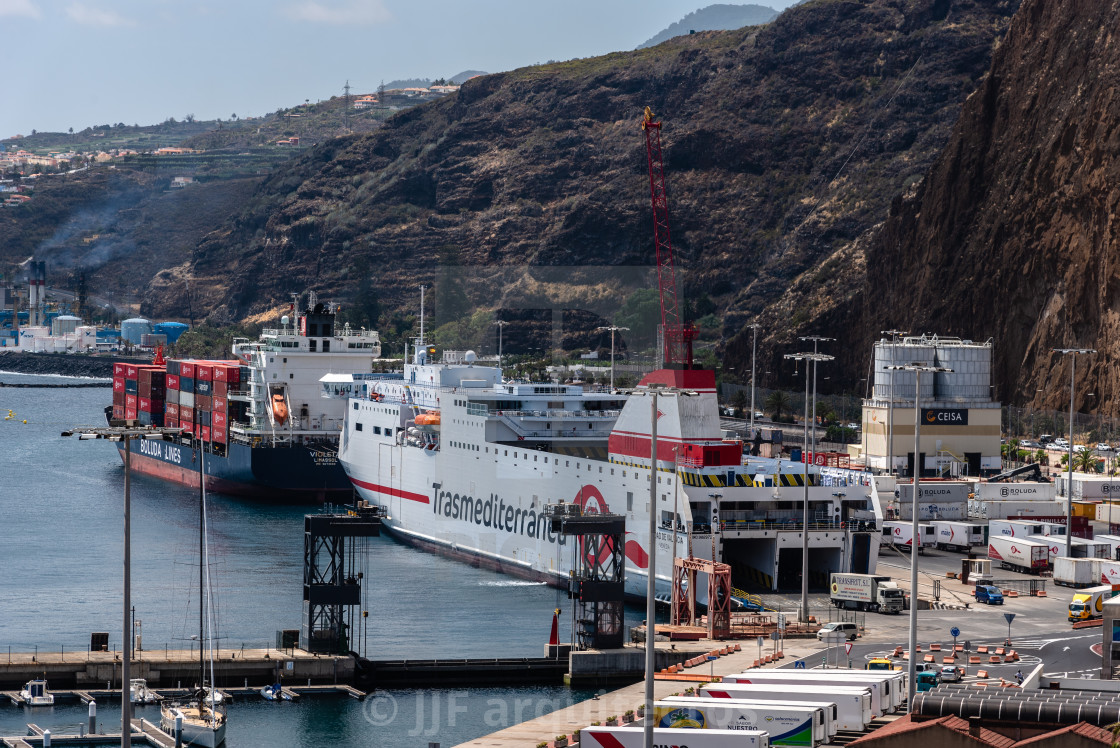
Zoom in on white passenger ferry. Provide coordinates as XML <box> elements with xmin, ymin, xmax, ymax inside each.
<box><xmin>331</xmin><ymin>346</ymin><xmax>883</xmax><ymax>599</ymax></box>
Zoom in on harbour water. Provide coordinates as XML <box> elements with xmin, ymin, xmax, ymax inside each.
<box><xmin>0</xmin><ymin>371</ymin><xmax>616</xmax><ymax>746</ymax></box>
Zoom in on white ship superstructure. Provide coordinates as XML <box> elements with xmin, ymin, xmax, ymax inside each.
<box><xmin>334</xmin><ymin>350</ymin><xmax>883</xmax><ymax>598</ymax></box>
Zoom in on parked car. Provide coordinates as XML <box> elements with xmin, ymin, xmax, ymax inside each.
<box><xmin>975</xmin><ymin>585</ymin><xmax>1005</xmax><ymax>605</ymax></box>
<box><xmin>1054</xmin><ymin>438</ymin><xmax>1070</xmax><ymax>449</ymax></box>
<box><xmin>1040</xmin><ymin>434</ymin><xmax>1054</xmax><ymax>444</ymax></box>
<box><xmin>1020</xmin><ymin>440</ymin><xmax>1041</xmax><ymax>449</ymax></box>
<box><xmin>916</xmin><ymin>671</ymin><xmax>941</xmax><ymax>692</ymax></box>
<box><xmin>1074</xmin><ymin>444</ymin><xmax>1087</xmax><ymax>453</ymax></box>
<box><xmin>816</xmin><ymin>621</ymin><xmax>859</xmax><ymax>641</ymax></box>
<box><xmin>1097</xmin><ymin>443</ymin><xmax>1111</xmax><ymax>452</ymax></box>
<box><xmin>940</xmin><ymin>665</ymin><xmax>964</xmax><ymax>683</ymax></box>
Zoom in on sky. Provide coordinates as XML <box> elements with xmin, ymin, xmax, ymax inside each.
<box><xmin>0</xmin><ymin>0</ymin><xmax>801</xmax><ymax>140</ymax></box>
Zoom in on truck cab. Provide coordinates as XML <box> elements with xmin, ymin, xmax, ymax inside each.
<box><xmin>975</xmin><ymin>585</ymin><xmax>1004</xmax><ymax>605</ymax></box>
<box><xmin>866</xmin><ymin>658</ymin><xmax>897</xmax><ymax>671</ymax></box>
<box><xmin>916</xmin><ymin>671</ymin><xmax>941</xmax><ymax>692</ymax></box>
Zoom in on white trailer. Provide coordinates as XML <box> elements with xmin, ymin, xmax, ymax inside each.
<box><xmin>988</xmin><ymin>535</ymin><xmax>1049</xmax><ymax>573</ymax></box>
<box><xmin>1101</xmin><ymin>560</ymin><xmax>1120</xmax><ymax>585</ymax></box>
<box><xmin>932</xmin><ymin>521</ymin><xmax>987</xmax><ymax>551</ymax></box>
<box><xmin>988</xmin><ymin>519</ymin><xmax>1045</xmax><ymax>538</ymax></box>
<box><xmin>1029</xmin><ymin>535</ymin><xmax>1110</xmax><ymax>564</ymax></box>
<box><xmin>882</xmin><ymin>522</ymin><xmax>934</xmax><ymax>554</ymax></box>
<box><xmin>655</xmin><ymin>698</ymin><xmax>828</xmax><ymax>746</ymax></box>
<box><xmin>1053</xmin><ymin>557</ymin><xmax>1102</xmax><ymax>587</ymax></box>
<box><xmin>659</xmin><ymin>697</ymin><xmax>836</xmax><ymax>740</ymax></box>
<box><xmin>699</xmin><ymin>684</ymin><xmax>873</xmax><ymax>731</ymax></box>
<box><xmin>973</xmin><ymin>500</ymin><xmax>1065</xmax><ymax>519</ymax></box>
<box><xmin>581</xmin><ymin>726</ymin><xmax>768</xmax><ymax>748</ymax></box>
<box><xmin>723</xmin><ymin>670</ymin><xmax>900</xmax><ymax>714</ymax></box>
<box><xmin>1094</xmin><ymin>534</ymin><xmax>1120</xmax><ymax>560</ymax></box>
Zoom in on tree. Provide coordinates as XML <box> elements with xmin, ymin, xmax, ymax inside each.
<box><xmin>765</xmin><ymin>391</ymin><xmax>793</xmax><ymax>423</ymax></box>
<box><xmin>731</xmin><ymin>389</ymin><xmax>747</xmax><ymax>416</ymax></box>
<box><xmin>1075</xmin><ymin>449</ymin><xmax>1100</xmax><ymax>473</ymax></box>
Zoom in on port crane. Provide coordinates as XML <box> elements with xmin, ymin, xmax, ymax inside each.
<box><xmin>642</xmin><ymin>106</ymin><xmax>696</xmax><ymax>368</ymax></box>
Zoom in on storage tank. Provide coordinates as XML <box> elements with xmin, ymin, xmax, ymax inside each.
<box><xmin>873</xmin><ymin>339</ymin><xmax>936</xmax><ymax>401</ymax></box>
<box><xmin>120</xmin><ymin>318</ymin><xmax>152</xmax><ymax>344</ymax></box>
<box><xmin>51</xmin><ymin>314</ymin><xmax>82</xmax><ymax>336</ymax></box>
<box><xmin>76</xmin><ymin>326</ymin><xmax>97</xmax><ymax>351</ymax></box>
<box><xmin>933</xmin><ymin>338</ymin><xmax>992</xmax><ymax>402</ymax></box>
<box><xmin>152</xmin><ymin>321</ymin><xmax>189</xmax><ymax>344</ymax></box>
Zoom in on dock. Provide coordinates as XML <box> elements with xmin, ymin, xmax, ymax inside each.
<box><xmin>1</xmin><ymin>719</ymin><xmax>175</xmax><ymax>747</ymax></box>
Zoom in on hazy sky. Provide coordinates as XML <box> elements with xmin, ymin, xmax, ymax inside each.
<box><xmin>0</xmin><ymin>0</ymin><xmax>800</xmax><ymax>140</ymax></box>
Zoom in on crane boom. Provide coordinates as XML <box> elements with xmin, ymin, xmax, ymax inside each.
<box><xmin>642</xmin><ymin>107</ymin><xmax>695</xmax><ymax>368</ymax></box>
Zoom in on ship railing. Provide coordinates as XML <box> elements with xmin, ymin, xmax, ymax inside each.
<box><xmin>490</xmin><ymin>409</ymin><xmax>621</xmax><ymax>419</ymax></box>
<box><xmin>715</xmin><ymin>518</ymin><xmax>876</xmax><ymax>532</ymax></box>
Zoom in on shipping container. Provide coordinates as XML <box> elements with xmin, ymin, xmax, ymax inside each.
<box><xmin>1094</xmin><ymin>534</ymin><xmax>1120</xmax><ymax>560</ymax></box>
<box><xmin>932</xmin><ymin>521</ymin><xmax>987</xmax><ymax>550</ymax></box>
<box><xmin>181</xmin><ymin>420</ymin><xmax>194</xmax><ymax>435</ymax></box>
<box><xmin>180</xmin><ymin>406</ymin><xmax>194</xmax><ymax>423</ymax></box>
<box><xmin>166</xmin><ymin>360</ymin><xmax>181</xmax><ymax>376</ymax></box>
<box><xmin>166</xmin><ymin>403</ymin><xmax>179</xmax><ymax>419</ymax></box>
<box><xmin>180</xmin><ymin>362</ymin><xmax>195</xmax><ymax>379</ymax></box>
<box><xmin>898</xmin><ymin>502</ymin><xmax>966</xmax><ymax>521</ymax></box>
<box><xmin>212</xmin><ymin>410</ymin><xmax>227</xmax><ymax>429</ymax></box>
<box><xmin>180</xmin><ymin>376</ymin><xmax>195</xmax><ymax>393</ymax></box>
<box><xmin>200</xmin><ymin>425</ymin><xmax>211</xmax><ymax>442</ymax></box>
<box><xmin>113</xmin><ymin>377</ymin><xmax>125</xmax><ymax>393</ymax></box>
<box><xmin>196</xmin><ymin>380</ymin><xmax>213</xmax><ymax>396</ymax></box>
<box><xmin>124</xmin><ymin>379</ymin><xmax>138</xmax><ymax>394</ymax></box>
<box><xmin>654</xmin><ymin>698</ymin><xmax>826</xmax><ymax>746</ymax></box>
<box><xmin>167</xmin><ymin>374</ymin><xmax>180</xmax><ymax>390</ymax></box>
<box><xmin>125</xmin><ymin>393</ymin><xmax>137</xmax><ymax>408</ymax></box>
<box><xmin>112</xmin><ymin>405</ymin><xmax>125</xmax><ymax>420</ymax></box>
<box><xmin>196</xmin><ymin>394</ymin><xmax>212</xmax><ymax>411</ymax></box>
<box><xmin>1053</xmin><ymin>557</ymin><xmax>1102</xmax><ymax>587</ymax></box>
<box><xmin>166</xmin><ymin>388</ymin><xmax>179</xmax><ymax>405</ymax></box>
<box><xmin>165</xmin><ymin>416</ymin><xmax>179</xmax><ymax>430</ymax></box>
<box><xmin>988</xmin><ymin>535</ymin><xmax>1049</xmax><ymax>573</ymax></box>
<box><xmin>196</xmin><ymin>364</ymin><xmax>213</xmax><ymax>382</ymax></box>
<box><xmin>213</xmin><ymin>380</ymin><xmax>227</xmax><ymax>397</ymax></box>
<box><xmin>199</xmin><ymin>411</ymin><xmax>211</xmax><ymax>427</ymax></box>
<box><xmin>896</xmin><ymin>482</ymin><xmax>972</xmax><ymax>504</ymax></box>
<box><xmin>700</xmin><ymin>683</ymin><xmax>873</xmax><ymax>731</ymax></box>
<box><xmin>212</xmin><ymin>426</ymin><xmax>227</xmax><ymax>444</ymax></box>
<box><xmin>581</xmin><ymin>726</ymin><xmax>768</xmax><ymax>748</ymax></box>
<box><xmin>125</xmin><ymin>364</ymin><xmax>139</xmax><ymax>379</ymax></box>
<box><xmin>180</xmin><ymin>392</ymin><xmax>195</xmax><ymax>409</ymax></box>
<box><xmin>139</xmin><ymin>397</ymin><xmax>151</xmax><ymax>413</ymax></box>
<box><xmin>1058</xmin><ymin>472</ymin><xmax>1120</xmax><ymax>500</ymax></box>
<box><xmin>125</xmin><ymin>407</ymin><xmax>138</xmax><ymax>420</ymax></box>
<box><xmin>212</xmin><ymin>395</ymin><xmax>227</xmax><ymax>412</ymax></box>
<box><xmin>1029</xmin><ymin>535</ymin><xmax>1110</xmax><ymax>563</ymax></box>
<box><xmin>882</xmin><ymin>522</ymin><xmax>935</xmax><ymax>554</ymax></box>
<box><xmin>113</xmin><ymin>363</ymin><xmax>127</xmax><ymax>378</ymax></box>
<box><xmin>724</xmin><ymin>670</ymin><xmax>897</xmax><ymax>715</ymax></box>
<box><xmin>971</xmin><ymin>500</ymin><xmax>1066</xmax><ymax>519</ymax></box>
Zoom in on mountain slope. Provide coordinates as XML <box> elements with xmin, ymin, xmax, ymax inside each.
<box><xmin>146</xmin><ymin>0</ymin><xmax>1019</xmax><ymax>353</ymax></box>
<box><xmin>638</xmin><ymin>4</ymin><xmax>779</xmax><ymax>48</ymax></box>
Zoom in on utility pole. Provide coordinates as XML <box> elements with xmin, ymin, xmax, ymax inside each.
<box><xmin>784</xmin><ymin>351</ymin><xmax>834</xmax><ymax>623</ymax></box>
<box><xmin>748</xmin><ymin>323</ymin><xmax>760</xmax><ymax>434</ymax></box>
<box><xmin>800</xmin><ymin>336</ymin><xmax>834</xmax><ymax>461</ymax></box>
<box><xmin>596</xmin><ymin>325</ymin><xmax>629</xmax><ymax>391</ymax></box>
<box><xmin>881</xmin><ymin>330</ymin><xmax>908</xmax><ymax>475</ymax></box>
<box><xmin>496</xmin><ymin>320</ymin><xmax>509</xmax><ymax>377</ymax></box>
<box><xmin>62</xmin><ymin>424</ymin><xmax>184</xmax><ymax>748</ymax></box>
<box><xmin>1054</xmin><ymin>348</ymin><xmax>1095</xmax><ymax>558</ymax></box>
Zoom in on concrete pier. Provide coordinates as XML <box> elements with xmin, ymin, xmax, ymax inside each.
<box><xmin>0</xmin><ymin>647</ymin><xmax>353</xmax><ymax>691</ymax></box>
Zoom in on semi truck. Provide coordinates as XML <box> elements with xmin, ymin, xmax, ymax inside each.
<box><xmin>1030</xmin><ymin>535</ymin><xmax>1110</xmax><ymax>564</ymax></box>
<box><xmin>932</xmin><ymin>521</ymin><xmax>987</xmax><ymax>551</ymax></box>
<box><xmin>882</xmin><ymin>522</ymin><xmax>935</xmax><ymax>554</ymax></box>
<box><xmin>581</xmin><ymin>726</ymin><xmax>769</xmax><ymax>748</ymax></box>
<box><xmin>699</xmin><ymin>684</ymin><xmax>873</xmax><ymax>731</ymax></box>
<box><xmin>828</xmin><ymin>573</ymin><xmax>905</xmax><ymax>613</ymax></box>
<box><xmin>1053</xmin><ymin>557</ymin><xmax>1102</xmax><ymax>587</ymax></box>
<box><xmin>988</xmin><ymin>535</ymin><xmax>1049</xmax><ymax>573</ymax></box>
<box><xmin>1068</xmin><ymin>584</ymin><xmax>1118</xmax><ymax>622</ymax></box>
<box><xmin>654</xmin><ymin>698</ymin><xmax>828</xmax><ymax>746</ymax></box>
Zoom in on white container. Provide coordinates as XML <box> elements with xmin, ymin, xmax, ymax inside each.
<box><xmin>977</xmin><ymin>500</ymin><xmax>1065</xmax><ymax>519</ymax></box>
<box><xmin>932</xmin><ymin>521</ymin><xmax>987</xmax><ymax>550</ymax></box>
<box><xmin>723</xmin><ymin>670</ymin><xmax>897</xmax><ymax>715</ymax></box>
<box><xmin>1053</xmin><ymin>557</ymin><xmax>1101</xmax><ymax>587</ymax></box>
<box><xmin>883</xmin><ymin>521</ymin><xmax>934</xmax><ymax>553</ymax></box>
<box><xmin>1093</xmin><ymin>534</ymin><xmax>1120</xmax><ymax>560</ymax></box>
<box><xmin>659</xmin><ymin>697</ymin><xmax>836</xmax><ymax>739</ymax></box>
<box><xmin>700</xmin><ymin>683</ymin><xmax>873</xmax><ymax>732</ymax></box>
<box><xmin>654</xmin><ymin>698</ymin><xmax>827</xmax><ymax>746</ymax></box>
<box><xmin>581</xmin><ymin>726</ymin><xmax>768</xmax><ymax>748</ymax></box>
<box><xmin>898</xmin><ymin>502</ymin><xmax>965</xmax><ymax>521</ymax></box>
<box><xmin>1058</xmin><ymin>473</ymin><xmax>1120</xmax><ymax>500</ymax></box>
<box><xmin>988</xmin><ymin>535</ymin><xmax>1049</xmax><ymax>572</ymax></box>
<box><xmin>896</xmin><ymin>482</ymin><xmax>971</xmax><ymax>504</ymax></box>
<box><xmin>1100</xmin><ymin>560</ymin><xmax>1120</xmax><ymax>585</ymax></box>
<box><xmin>975</xmin><ymin>482</ymin><xmax>1055</xmax><ymax>501</ymax></box>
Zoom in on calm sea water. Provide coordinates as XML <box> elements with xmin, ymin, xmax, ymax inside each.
<box><xmin>0</xmin><ymin>372</ymin><xmax>626</xmax><ymax>746</ymax></box>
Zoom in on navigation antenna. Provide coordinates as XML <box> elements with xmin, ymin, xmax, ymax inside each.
<box><xmin>642</xmin><ymin>106</ymin><xmax>695</xmax><ymax>369</ymax></box>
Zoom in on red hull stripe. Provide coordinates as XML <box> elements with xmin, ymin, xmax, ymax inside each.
<box><xmin>351</xmin><ymin>477</ymin><xmax>429</xmax><ymax>504</ymax></box>
<box><xmin>587</xmin><ymin>732</ymin><xmax>627</xmax><ymax>748</ymax></box>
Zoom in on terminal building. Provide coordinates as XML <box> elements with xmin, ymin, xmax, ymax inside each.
<box><xmin>860</xmin><ymin>335</ymin><xmax>1001</xmax><ymax>478</ymax></box>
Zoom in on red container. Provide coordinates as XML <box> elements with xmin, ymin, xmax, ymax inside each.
<box><xmin>166</xmin><ymin>403</ymin><xmax>179</xmax><ymax>419</ymax></box>
<box><xmin>125</xmin><ymin>407</ymin><xmax>138</xmax><ymax>420</ymax></box>
<box><xmin>212</xmin><ymin>410</ymin><xmax>227</xmax><ymax>429</ymax></box>
<box><xmin>113</xmin><ymin>391</ymin><xmax>125</xmax><ymax>406</ymax></box>
<box><xmin>113</xmin><ymin>363</ymin><xmax>127</xmax><ymax>377</ymax></box>
<box><xmin>112</xmin><ymin>405</ymin><xmax>125</xmax><ymax>419</ymax></box>
<box><xmin>180</xmin><ymin>362</ymin><xmax>196</xmax><ymax>379</ymax></box>
<box><xmin>213</xmin><ymin>366</ymin><xmax>228</xmax><ymax>383</ymax></box>
<box><xmin>139</xmin><ymin>369</ymin><xmax>151</xmax><ymax>384</ymax></box>
<box><xmin>125</xmin><ymin>393</ymin><xmax>138</xmax><ymax>408</ymax></box>
<box><xmin>139</xmin><ymin>397</ymin><xmax>152</xmax><ymax>413</ymax></box>
<box><xmin>139</xmin><ymin>381</ymin><xmax>151</xmax><ymax>398</ymax></box>
<box><xmin>196</xmin><ymin>364</ymin><xmax>213</xmax><ymax>382</ymax></box>
<box><xmin>181</xmin><ymin>420</ymin><xmax>194</xmax><ymax>435</ymax></box>
<box><xmin>212</xmin><ymin>425</ymin><xmax>227</xmax><ymax>444</ymax></box>
<box><xmin>165</xmin><ymin>416</ymin><xmax>179</xmax><ymax>429</ymax></box>
<box><xmin>196</xmin><ymin>394</ymin><xmax>211</xmax><ymax>410</ymax></box>
<box><xmin>180</xmin><ymin>406</ymin><xmax>195</xmax><ymax>423</ymax></box>
<box><xmin>200</xmin><ymin>425</ymin><xmax>211</xmax><ymax>442</ymax></box>
<box><xmin>113</xmin><ymin>376</ymin><xmax>125</xmax><ymax>392</ymax></box>
<box><xmin>212</xmin><ymin>395</ymin><xmax>227</xmax><ymax>412</ymax></box>
<box><xmin>212</xmin><ymin>380</ymin><xmax>227</xmax><ymax>397</ymax></box>
<box><xmin>166</xmin><ymin>374</ymin><xmax>180</xmax><ymax>390</ymax></box>
<box><xmin>125</xmin><ymin>364</ymin><xmax>139</xmax><ymax>379</ymax></box>
<box><xmin>227</xmin><ymin>365</ymin><xmax>241</xmax><ymax>383</ymax></box>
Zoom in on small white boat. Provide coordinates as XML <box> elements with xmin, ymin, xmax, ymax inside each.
<box><xmin>130</xmin><ymin>678</ymin><xmax>160</xmax><ymax>705</ymax></box>
<box><xmin>19</xmin><ymin>679</ymin><xmax>54</xmax><ymax>706</ymax></box>
<box><xmin>161</xmin><ymin>702</ymin><xmax>227</xmax><ymax>748</ymax></box>
<box><xmin>261</xmin><ymin>682</ymin><xmax>281</xmax><ymax>701</ymax></box>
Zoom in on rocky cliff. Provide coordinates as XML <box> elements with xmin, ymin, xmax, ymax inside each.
<box><xmin>141</xmin><ymin>0</ymin><xmax>1018</xmax><ymax>357</ymax></box>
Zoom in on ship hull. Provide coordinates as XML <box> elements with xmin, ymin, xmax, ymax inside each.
<box><xmin>116</xmin><ymin>439</ymin><xmax>351</xmax><ymax>502</ymax></box>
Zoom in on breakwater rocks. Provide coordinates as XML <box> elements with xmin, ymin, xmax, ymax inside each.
<box><xmin>0</xmin><ymin>351</ymin><xmax>144</xmax><ymax>379</ymax></box>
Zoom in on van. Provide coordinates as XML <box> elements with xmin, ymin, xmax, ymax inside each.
<box><xmin>817</xmin><ymin>621</ymin><xmax>859</xmax><ymax>641</ymax></box>
<box><xmin>975</xmin><ymin>585</ymin><xmax>1004</xmax><ymax>605</ymax></box>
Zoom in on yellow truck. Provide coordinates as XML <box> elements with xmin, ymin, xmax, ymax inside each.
<box><xmin>1068</xmin><ymin>585</ymin><xmax>1117</xmax><ymax>622</ymax></box>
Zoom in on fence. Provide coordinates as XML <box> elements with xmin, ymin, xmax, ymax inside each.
<box><xmin>988</xmin><ymin>578</ymin><xmax>1048</xmax><ymax>596</ymax></box>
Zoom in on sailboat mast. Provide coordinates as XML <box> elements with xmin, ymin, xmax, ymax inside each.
<box><xmin>199</xmin><ymin>443</ymin><xmax>205</xmax><ymax>693</ymax></box>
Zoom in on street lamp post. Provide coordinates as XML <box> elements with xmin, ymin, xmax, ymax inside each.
<box><xmin>62</xmin><ymin>424</ymin><xmax>183</xmax><ymax>748</ymax></box>
<box><xmin>886</xmin><ymin>362</ymin><xmax>951</xmax><ymax>709</ymax></box>
<box><xmin>748</xmin><ymin>323</ymin><xmax>761</xmax><ymax>434</ymax></box>
<box><xmin>496</xmin><ymin>320</ymin><xmax>509</xmax><ymax>377</ymax></box>
<box><xmin>1054</xmin><ymin>348</ymin><xmax>1095</xmax><ymax>557</ymax></box>
<box><xmin>800</xmin><ymin>336</ymin><xmax>834</xmax><ymax>461</ymax></box>
<box><xmin>882</xmin><ymin>330</ymin><xmax>908</xmax><ymax>475</ymax></box>
<box><xmin>597</xmin><ymin>325</ymin><xmax>629</xmax><ymax>392</ymax></box>
<box><xmin>784</xmin><ymin>351</ymin><xmax>834</xmax><ymax>623</ymax></box>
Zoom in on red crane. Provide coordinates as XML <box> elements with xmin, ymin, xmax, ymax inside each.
<box><xmin>642</xmin><ymin>106</ymin><xmax>696</xmax><ymax>368</ymax></box>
